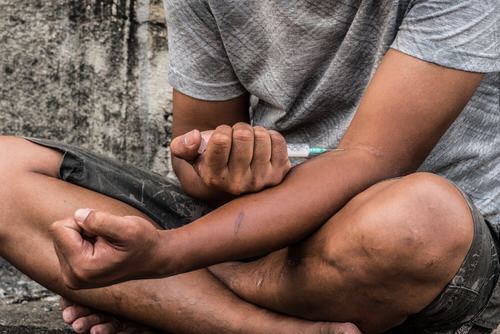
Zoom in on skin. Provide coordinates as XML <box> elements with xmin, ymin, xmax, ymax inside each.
<box><xmin>0</xmin><ymin>136</ymin><xmax>355</xmax><ymax>334</ymax></box>
<box><xmin>51</xmin><ymin>49</ymin><xmax>483</xmax><ymax>284</ymax></box>
<box><xmin>0</xmin><ymin>49</ymin><xmax>485</xmax><ymax>333</ymax></box>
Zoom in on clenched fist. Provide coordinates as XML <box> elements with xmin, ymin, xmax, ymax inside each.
<box><xmin>171</xmin><ymin>123</ymin><xmax>291</xmax><ymax>195</ymax></box>
<box><xmin>50</xmin><ymin>209</ymin><xmax>166</xmax><ymax>289</ymax></box>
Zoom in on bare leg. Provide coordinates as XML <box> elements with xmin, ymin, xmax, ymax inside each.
<box><xmin>0</xmin><ymin>137</ymin><xmax>356</xmax><ymax>334</ymax></box>
<box><xmin>210</xmin><ymin>173</ymin><xmax>474</xmax><ymax>333</ymax></box>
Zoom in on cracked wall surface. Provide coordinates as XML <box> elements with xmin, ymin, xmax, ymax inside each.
<box><xmin>0</xmin><ymin>0</ymin><xmax>172</xmax><ymax>318</ymax></box>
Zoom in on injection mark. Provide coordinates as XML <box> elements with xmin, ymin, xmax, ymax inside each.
<box><xmin>234</xmin><ymin>212</ymin><xmax>245</xmax><ymax>235</ymax></box>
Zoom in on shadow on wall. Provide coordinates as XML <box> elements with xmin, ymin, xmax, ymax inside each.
<box><xmin>0</xmin><ymin>0</ymin><xmax>173</xmax><ymax>176</ymax></box>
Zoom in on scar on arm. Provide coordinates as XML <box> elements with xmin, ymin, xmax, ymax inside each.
<box><xmin>234</xmin><ymin>212</ymin><xmax>245</xmax><ymax>235</ymax></box>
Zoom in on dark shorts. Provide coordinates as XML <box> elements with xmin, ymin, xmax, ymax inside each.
<box><xmin>27</xmin><ymin>138</ymin><xmax>500</xmax><ymax>334</ymax></box>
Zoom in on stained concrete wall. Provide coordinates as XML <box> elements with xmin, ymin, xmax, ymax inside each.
<box><xmin>0</xmin><ymin>0</ymin><xmax>172</xmax><ymax>329</ymax></box>
<box><xmin>0</xmin><ymin>0</ymin><xmax>173</xmax><ymax>175</ymax></box>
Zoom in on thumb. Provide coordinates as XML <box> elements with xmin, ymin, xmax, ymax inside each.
<box><xmin>74</xmin><ymin>209</ymin><xmax>125</xmax><ymax>242</ymax></box>
<box><xmin>170</xmin><ymin>129</ymin><xmax>202</xmax><ymax>161</ymax></box>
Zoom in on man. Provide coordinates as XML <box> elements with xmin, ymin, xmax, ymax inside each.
<box><xmin>0</xmin><ymin>0</ymin><xmax>498</xmax><ymax>333</ymax></box>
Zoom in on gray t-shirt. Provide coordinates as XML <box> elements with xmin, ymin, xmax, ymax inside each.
<box><xmin>164</xmin><ymin>0</ymin><xmax>500</xmax><ymax>229</ymax></box>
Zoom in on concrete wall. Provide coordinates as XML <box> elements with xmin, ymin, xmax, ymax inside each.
<box><xmin>0</xmin><ymin>0</ymin><xmax>172</xmax><ymax>175</ymax></box>
<box><xmin>0</xmin><ymin>0</ymin><xmax>173</xmax><ymax>319</ymax></box>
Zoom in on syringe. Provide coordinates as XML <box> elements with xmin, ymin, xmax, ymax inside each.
<box><xmin>197</xmin><ymin>136</ymin><xmax>337</xmax><ymax>159</ymax></box>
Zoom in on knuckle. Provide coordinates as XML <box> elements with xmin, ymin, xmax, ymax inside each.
<box><xmin>253</xmin><ymin>126</ymin><xmax>269</xmax><ymax>140</ymax></box>
<box><xmin>228</xmin><ymin>187</ymin><xmax>243</xmax><ymax>195</ymax></box>
<box><xmin>253</xmin><ymin>125</ymin><xmax>267</xmax><ymax>132</ymax></box>
<box><xmin>269</xmin><ymin>172</ymin><xmax>285</xmax><ymax>186</ymax></box>
<box><xmin>203</xmin><ymin>175</ymin><xmax>221</xmax><ymax>188</ymax></box>
<box><xmin>269</xmin><ymin>130</ymin><xmax>286</xmax><ymax>143</ymax></box>
<box><xmin>210</xmin><ymin>132</ymin><xmax>232</xmax><ymax>148</ymax></box>
<box><xmin>232</xmin><ymin>128</ymin><xmax>254</xmax><ymax>143</ymax></box>
<box><xmin>248</xmin><ymin>176</ymin><xmax>263</xmax><ymax>191</ymax></box>
<box><xmin>272</xmin><ymin>145</ymin><xmax>289</xmax><ymax>160</ymax></box>
<box><xmin>233</xmin><ymin>122</ymin><xmax>252</xmax><ymax>130</ymax></box>
<box><xmin>215</xmin><ymin>124</ymin><xmax>232</xmax><ymax>133</ymax></box>
<box><xmin>227</xmin><ymin>182</ymin><xmax>245</xmax><ymax>195</ymax></box>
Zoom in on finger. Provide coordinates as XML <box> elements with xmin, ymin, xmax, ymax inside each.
<box><xmin>228</xmin><ymin>122</ymin><xmax>254</xmax><ymax>174</ymax></box>
<box><xmin>251</xmin><ymin>126</ymin><xmax>272</xmax><ymax>171</ymax></box>
<box><xmin>170</xmin><ymin>129</ymin><xmax>202</xmax><ymax>161</ymax></box>
<box><xmin>62</xmin><ymin>304</ymin><xmax>93</xmax><ymax>324</ymax></box>
<box><xmin>204</xmin><ymin>125</ymin><xmax>232</xmax><ymax>174</ymax></box>
<box><xmin>269</xmin><ymin>130</ymin><xmax>290</xmax><ymax>168</ymax></box>
<box><xmin>74</xmin><ymin>209</ymin><xmax>127</xmax><ymax>242</ymax></box>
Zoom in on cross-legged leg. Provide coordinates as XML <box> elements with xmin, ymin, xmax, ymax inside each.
<box><xmin>210</xmin><ymin>173</ymin><xmax>476</xmax><ymax>333</ymax></box>
<box><xmin>0</xmin><ymin>136</ymin><xmax>357</xmax><ymax>334</ymax></box>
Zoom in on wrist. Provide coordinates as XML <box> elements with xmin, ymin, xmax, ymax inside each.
<box><xmin>151</xmin><ymin>228</ymin><xmax>198</xmax><ymax>278</ymax></box>
<box><xmin>149</xmin><ymin>229</ymin><xmax>179</xmax><ymax>278</ymax></box>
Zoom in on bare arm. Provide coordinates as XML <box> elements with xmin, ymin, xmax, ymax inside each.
<box><xmin>160</xmin><ymin>49</ymin><xmax>483</xmax><ymax>275</ymax></box>
<box><xmin>51</xmin><ymin>49</ymin><xmax>483</xmax><ymax>288</ymax></box>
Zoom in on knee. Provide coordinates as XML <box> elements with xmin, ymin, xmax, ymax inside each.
<box><xmin>325</xmin><ymin>172</ymin><xmax>473</xmax><ymax>282</ymax></box>
<box><xmin>0</xmin><ymin>136</ymin><xmax>23</xmax><ymax>177</ymax></box>
<box><xmin>0</xmin><ymin>135</ymin><xmax>27</xmax><ymax>166</ymax></box>
<box><xmin>0</xmin><ymin>136</ymin><xmax>60</xmax><ymax>178</ymax></box>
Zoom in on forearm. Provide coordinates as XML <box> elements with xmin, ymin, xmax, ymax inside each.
<box><xmin>159</xmin><ymin>146</ymin><xmax>401</xmax><ymax>276</ymax></box>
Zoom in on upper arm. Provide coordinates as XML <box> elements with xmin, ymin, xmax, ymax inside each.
<box><xmin>339</xmin><ymin>0</ymin><xmax>498</xmax><ymax>177</ymax></box>
<box><xmin>172</xmin><ymin>89</ymin><xmax>250</xmax><ymax>138</ymax></box>
<box><xmin>339</xmin><ymin>48</ymin><xmax>483</xmax><ymax>175</ymax></box>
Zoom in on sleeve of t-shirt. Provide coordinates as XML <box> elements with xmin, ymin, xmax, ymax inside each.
<box><xmin>164</xmin><ymin>0</ymin><xmax>246</xmax><ymax>101</ymax></box>
<box><xmin>391</xmin><ymin>0</ymin><xmax>500</xmax><ymax>73</ymax></box>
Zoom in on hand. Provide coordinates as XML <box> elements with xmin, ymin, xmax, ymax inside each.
<box><xmin>171</xmin><ymin>123</ymin><xmax>291</xmax><ymax>195</ymax></box>
<box><xmin>50</xmin><ymin>209</ymin><xmax>164</xmax><ymax>289</ymax></box>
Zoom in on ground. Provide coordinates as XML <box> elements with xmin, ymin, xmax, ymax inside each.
<box><xmin>0</xmin><ymin>259</ymin><xmax>70</xmax><ymax>333</ymax></box>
